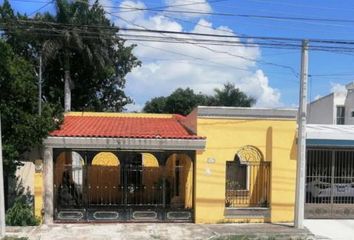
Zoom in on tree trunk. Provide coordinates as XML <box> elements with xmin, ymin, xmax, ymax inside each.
<box><xmin>64</xmin><ymin>70</ymin><xmax>71</xmax><ymax>112</ymax></box>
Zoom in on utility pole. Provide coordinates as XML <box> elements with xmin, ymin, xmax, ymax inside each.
<box><xmin>294</xmin><ymin>39</ymin><xmax>309</xmax><ymax>229</ymax></box>
<box><xmin>0</xmin><ymin>114</ymin><xmax>6</xmax><ymax>238</ymax></box>
<box><xmin>38</xmin><ymin>54</ymin><xmax>42</xmax><ymax>116</ymax></box>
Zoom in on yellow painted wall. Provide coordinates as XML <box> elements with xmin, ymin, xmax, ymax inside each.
<box><xmin>34</xmin><ymin>171</ymin><xmax>43</xmax><ymax>220</ymax></box>
<box><xmin>194</xmin><ymin>118</ymin><xmax>297</xmax><ymax>223</ymax></box>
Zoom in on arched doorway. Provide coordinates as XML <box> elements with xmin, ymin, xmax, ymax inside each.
<box><xmin>88</xmin><ymin>152</ymin><xmax>121</xmax><ymax>206</ymax></box>
<box><xmin>165</xmin><ymin>153</ymin><xmax>193</xmax><ymax>209</ymax></box>
<box><xmin>54</xmin><ymin>151</ymin><xmax>85</xmax><ymax>214</ymax></box>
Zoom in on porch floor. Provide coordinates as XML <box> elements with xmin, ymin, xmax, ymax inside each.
<box><xmin>6</xmin><ymin>223</ymin><xmax>313</xmax><ymax>240</ymax></box>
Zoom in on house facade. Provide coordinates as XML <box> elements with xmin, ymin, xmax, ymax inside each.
<box><xmin>31</xmin><ymin>106</ymin><xmax>298</xmax><ymax>224</ymax></box>
<box><xmin>308</xmin><ymin>82</ymin><xmax>354</xmax><ymax>125</ymax></box>
<box><xmin>305</xmin><ymin>124</ymin><xmax>354</xmax><ymax>219</ymax></box>
<box><xmin>304</xmin><ymin>82</ymin><xmax>354</xmax><ymax>219</ymax></box>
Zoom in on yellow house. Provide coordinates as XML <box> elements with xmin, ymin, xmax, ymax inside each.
<box><xmin>35</xmin><ymin>106</ymin><xmax>297</xmax><ymax>224</ymax></box>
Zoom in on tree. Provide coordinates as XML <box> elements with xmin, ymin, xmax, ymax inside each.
<box><xmin>143</xmin><ymin>83</ymin><xmax>255</xmax><ymax>115</ymax></box>
<box><xmin>0</xmin><ymin>40</ymin><xmax>61</xmax><ymax>206</ymax></box>
<box><xmin>143</xmin><ymin>88</ymin><xmax>209</xmax><ymax>115</ymax></box>
<box><xmin>0</xmin><ymin>0</ymin><xmax>140</xmax><ymax>112</ymax></box>
<box><xmin>211</xmin><ymin>83</ymin><xmax>255</xmax><ymax>107</ymax></box>
<box><xmin>143</xmin><ymin>97</ymin><xmax>167</xmax><ymax>114</ymax></box>
<box><xmin>164</xmin><ymin>88</ymin><xmax>210</xmax><ymax>115</ymax></box>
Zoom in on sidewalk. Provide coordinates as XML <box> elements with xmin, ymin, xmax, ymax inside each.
<box><xmin>304</xmin><ymin>219</ymin><xmax>354</xmax><ymax>240</ymax></box>
<box><xmin>5</xmin><ymin>223</ymin><xmax>315</xmax><ymax>240</ymax></box>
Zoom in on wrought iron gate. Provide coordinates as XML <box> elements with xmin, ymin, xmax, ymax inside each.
<box><xmin>53</xmin><ymin>151</ymin><xmax>194</xmax><ymax>222</ymax></box>
<box><xmin>305</xmin><ymin>149</ymin><xmax>354</xmax><ymax>219</ymax></box>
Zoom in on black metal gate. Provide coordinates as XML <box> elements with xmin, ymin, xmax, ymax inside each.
<box><xmin>53</xmin><ymin>151</ymin><xmax>194</xmax><ymax>222</ymax></box>
<box><xmin>305</xmin><ymin>149</ymin><xmax>354</xmax><ymax>218</ymax></box>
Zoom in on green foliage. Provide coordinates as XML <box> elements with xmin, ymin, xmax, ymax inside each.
<box><xmin>0</xmin><ymin>40</ymin><xmax>61</xmax><ymax>175</ymax></box>
<box><xmin>1</xmin><ymin>0</ymin><xmax>140</xmax><ymax>111</ymax></box>
<box><xmin>212</xmin><ymin>82</ymin><xmax>255</xmax><ymax>107</ymax></box>
<box><xmin>143</xmin><ymin>88</ymin><xmax>210</xmax><ymax>115</ymax></box>
<box><xmin>142</xmin><ymin>96</ymin><xmax>167</xmax><ymax>114</ymax></box>
<box><xmin>6</xmin><ymin>178</ymin><xmax>40</xmax><ymax>227</ymax></box>
<box><xmin>143</xmin><ymin>83</ymin><xmax>255</xmax><ymax>115</ymax></box>
<box><xmin>5</xmin><ymin>197</ymin><xmax>40</xmax><ymax>226</ymax></box>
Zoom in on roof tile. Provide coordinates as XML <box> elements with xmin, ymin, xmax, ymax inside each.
<box><xmin>50</xmin><ymin>115</ymin><xmax>204</xmax><ymax>139</ymax></box>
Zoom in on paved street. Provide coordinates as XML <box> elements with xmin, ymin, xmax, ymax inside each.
<box><xmin>6</xmin><ymin>223</ymin><xmax>314</xmax><ymax>240</ymax></box>
<box><xmin>304</xmin><ymin>220</ymin><xmax>354</xmax><ymax>240</ymax></box>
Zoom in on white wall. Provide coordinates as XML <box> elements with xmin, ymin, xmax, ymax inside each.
<box><xmin>308</xmin><ymin>94</ymin><xmax>335</xmax><ymax>124</ymax></box>
<box><xmin>345</xmin><ymin>88</ymin><xmax>354</xmax><ymax>125</ymax></box>
<box><xmin>15</xmin><ymin>161</ymin><xmax>35</xmax><ymax>195</ymax></box>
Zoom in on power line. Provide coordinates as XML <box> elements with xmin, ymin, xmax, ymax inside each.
<box><xmin>111</xmin><ymin>12</ymin><xmax>300</xmax><ymax>76</ymax></box>
<box><xmin>7</xmin><ymin>19</ymin><xmax>354</xmax><ymax>54</ymax></box>
<box><xmin>10</xmin><ymin>19</ymin><xmax>354</xmax><ymax>46</ymax></box>
<box><xmin>119</xmin><ymin>0</ymin><xmax>228</xmax><ymax>13</ymax></box>
<box><xmin>28</xmin><ymin>0</ymin><xmax>53</xmax><ymax>17</ymax></box>
<box><xmin>4</xmin><ymin>18</ymin><xmax>354</xmax><ymax>73</ymax></box>
<box><xmin>6</xmin><ymin>20</ymin><xmax>354</xmax><ymax>54</ymax></box>
<box><xmin>247</xmin><ymin>0</ymin><xmax>354</xmax><ymax>13</ymax></box>
<box><xmin>76</xmin><ymin>3</ymin><xmax>354</xmax><ymax>25</ymax></box>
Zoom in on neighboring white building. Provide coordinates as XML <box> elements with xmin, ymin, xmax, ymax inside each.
<box><xmin>308</xmin><ymin>82</ymin><xmax>354</xmax><ymax>125</ymax></box>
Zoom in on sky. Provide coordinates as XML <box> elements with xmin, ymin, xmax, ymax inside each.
<box><xmin>3</xmin><ymin>0</ymin><xmax>354</xmax><ymax>111</ymax></box>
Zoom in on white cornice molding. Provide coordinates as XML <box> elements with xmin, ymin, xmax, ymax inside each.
<box><xmin>196</xmin><ymin>106</ymin><xmax>297</xmax><ymax>119</ymax></box>
<box><xmin>44</xmin><ymin>137</ymin><xmax>206</xmax><ymax>151</ymax></box>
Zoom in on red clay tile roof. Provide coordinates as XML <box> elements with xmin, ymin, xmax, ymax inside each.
<box><xmin>50</xmin><ymin>115</ymin><xmax>203</xmax><ymax>139</ymax></box>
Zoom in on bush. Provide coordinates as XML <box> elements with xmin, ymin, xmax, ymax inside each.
<box><xmin>5</xmin><ymin>198</ymin><xmax>40</xmax><ymax>226</ymax></box>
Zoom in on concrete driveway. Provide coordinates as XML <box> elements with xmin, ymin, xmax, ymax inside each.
<box><xmin>304</xmin><ymin>219</ymin><xmax>354</xmax><ymax>240</ymax></box>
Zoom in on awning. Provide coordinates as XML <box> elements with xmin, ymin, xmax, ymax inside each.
<box><xmin>307</xmin><ymin>124</ymin><xmax>354</xmax><ymax>147</ymax></box>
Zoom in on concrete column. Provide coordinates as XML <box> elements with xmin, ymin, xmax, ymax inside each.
<box><xmin>43</xmin><ymin>147</ymin><xmax>53</xmax><ymax>224</ymax></box>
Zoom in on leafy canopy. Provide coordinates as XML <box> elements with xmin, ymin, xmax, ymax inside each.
<box><xmin>1</xmin><ymin>0</ymin><xmax>141</xmax><ymax>111</ymax></box>
<box><xmin>143</xmin><ymin>83</ymin><xmax>255</xmax><ymax>115</ymax></box>
<box><xmin>0</xmin><ymin>40</ymin><xmax>61</xmax><ymax>174</ymax></box>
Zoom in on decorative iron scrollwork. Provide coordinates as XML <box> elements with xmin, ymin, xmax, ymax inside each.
<box><xmin>236</xmin><ymin>145</ymin><xmax>264</xmax><ymax>164</ymax></box>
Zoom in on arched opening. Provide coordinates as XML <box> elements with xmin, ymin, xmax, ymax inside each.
<box><xmin>54</xmin><ymin>151</ymin><xmax>84</xmax><ymax>208</ymax></box>
<box><xmin>88</xmin><ymin>152</ymin><xmax>121</xmax><ymax>205</ymax></box>
<box><xmin>165</xmin><ymin>153</ymin><xmax>193</xmax><ymax>209</ymax></box>
<box><xmin>140</xmin><ymin>153</ymin><xmax>161</xmax><ymax>204</ymax></box>
<box><xmin>226</xmin><ymin>146</ymin><xmax>270</xmax><ymax>208</ymax></box>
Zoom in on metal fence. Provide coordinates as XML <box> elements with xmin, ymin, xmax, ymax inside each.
<box><xmin>225</xmin><ymin>161</ymin><xmax>270</xmax><ymax>208</ymax></box>
<box><xmin>305</xmin><ymin>149</ymin><xmax>354</xmax><ymax>218</ymax></box>
<box><xmin>53</xmin><ymin>164</ymin><xmax>193</xmax><ymax>222</ymax></box>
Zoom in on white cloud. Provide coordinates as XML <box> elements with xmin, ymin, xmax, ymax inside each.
<box><xmin>164</xmin><ymin>0</ymin><xmax>212</xmax><ymax>19</ymax></box>
<box><xmin>125</xmin><ymin>103</ymin><xmax>144</xmax><ymax>112</ymax></box>
<box><xmin>330</xmin><ymin>82</ymin><xmax>346</xmax><ymax>93</ymax></box>
<box><xmin>113</xmin><ymin>0</ymin><xmax>282</xmax><ymax>109</ymax></box>
<box><xmin>118</xmin><ymin>0</ymin><xmax>147</xmax><ymax>23</ymax></box>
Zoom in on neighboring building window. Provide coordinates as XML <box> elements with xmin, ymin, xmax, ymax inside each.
<box><xmin>336</xmin><ymin>106</ymin><xmax>345</xmax><ymax>125</ymax></box>
<box><xmin>352</xmin><ymin>111</ymin><xmax>354</xmax><ymax>117</ymax></box>
<box><xmin>226</xmin><ymin>157</ymin><xmax>248</xmax><ymax>190</ymax></box>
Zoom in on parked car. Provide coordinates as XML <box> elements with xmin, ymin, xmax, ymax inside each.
<box><xmin>306</xmin><ymin>180</ymin><xmax>354</xmax><ymax>198</ymax></box>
